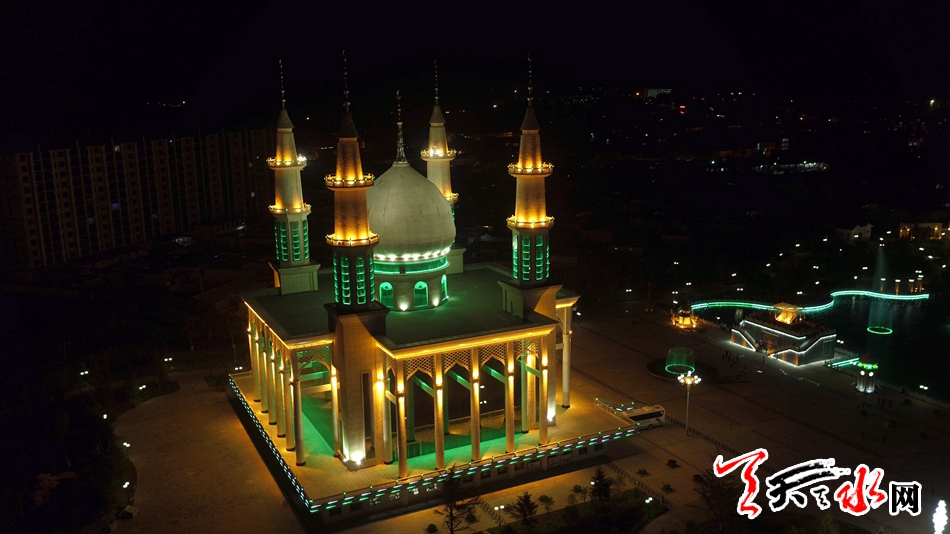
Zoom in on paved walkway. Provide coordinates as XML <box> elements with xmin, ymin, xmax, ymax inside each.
<box><xmin>575</xmin><ymin>301</ymin><xmax>948</xmax><ymax>534</ymax></box>
<box><xmin>112</xmin><ymin>371</ymin><xmax>302</xmax><ymax>534</ymax></box>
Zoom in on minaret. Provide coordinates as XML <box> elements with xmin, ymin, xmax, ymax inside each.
<box><xmin>507</xmin><ymin>55</ymin><xmax>554</xmax><ymax>287</ymax></box>
<box><xmin>421</xmin><ymin>61</ymin><xmax>458</xmax><ymax>214</ymax></box>
<box><xmin>499</xmin><ymin>55</ymin><xmax>561</xmax><ymax>440</ymax></box>
<box><xmin>268</xmin><ymin>61</ymin><xmax>320</xmax><ymax>295</ymax></box>
<box><xmin>325</xmin><ymin>56</ymin><xmax>378</xmax><ymax>312</ymax></box>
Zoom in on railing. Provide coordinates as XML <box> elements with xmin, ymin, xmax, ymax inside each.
<box><xmin>605</xmin><ymin>462</ymin><xmax>670</xmax><ymax>508</ymax></box>
<box><xmin>473</xmin><ymin>495</ymin><xmax>506</xmax><ymax>526</ymax></box>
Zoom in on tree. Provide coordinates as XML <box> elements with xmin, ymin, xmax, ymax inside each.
<box><xmin>692</xmin><ymin>468</ymin><xmax>746</xmax><ymax>533</ymax></box>
<box><xmin>572</xmin><ymin>484</ymin><xmax>588</xmax><ymax>503</ymax></box>
<box><xmin>537</xmin><ymin>495</ymin><xmax>554</xmax><ymax>527</ymax></box>
<box><xmin>590</xmin><ymin>466</ymin><xmax>614</xmax><ymax>502</ymax></box>
<box><xmin>506</xmin><ymin>491</ymin><xmax>539</xmax><ymax>532</ymax></box>
<box><xmin>433</xmin><ymin>467</ymin><xmax>478</xmax><ymax>534</ymax></box>
<box><xmin>562</xmin><ymin>494</ymin><xmax>580</xmax><ymax>529</ymax></box>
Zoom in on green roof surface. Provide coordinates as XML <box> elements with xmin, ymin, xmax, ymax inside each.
<box><xmin>242</xmin><ymin>264</ymin><xmax>567</xmax><ymax>348</ymax></box>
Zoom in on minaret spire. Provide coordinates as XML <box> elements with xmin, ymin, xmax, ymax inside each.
<box><xmin>326</xmin><ymin>53</ymin><xmax>377</xmax><ymax>312</ymax></box>
<box><xmin>395</xmin><ymin>91</ymin><xmax>407</xmax><ymax>163</ymax></box>
<box><xmin>508</xmin><ymin>52</ymin><xmax>553</xmax><ymax>286</ymax></box>
<box><xmin>527</xmin><ymin>52</ymin><xmax>533</xmax><ymax>107</ymax></box>
<box><xmin>267</xmin><ymin>61</ymin><xmax>319</xmax><ymax>293</ymax></box>
<box><xmin>422</xmin><ymin>59</ymin><xmax>458</xmax><ymax>211</ymax></box>
<box><xmin>279</xmin><ymin>59</ymin><xmax>286</xmax><ymax>109</ymax></box>
<box><xmin>342</xmin><ymin>50</ymin><xmax>350</xmax><ymax>113</ymax></box>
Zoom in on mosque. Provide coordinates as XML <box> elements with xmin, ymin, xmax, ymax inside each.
<box><xmin>237</xmin><ymin>63</ymin><xmax>579</xmax><ymax>483</ymax></box>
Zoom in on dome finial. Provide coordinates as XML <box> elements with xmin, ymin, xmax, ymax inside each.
<box><xmin>279</xmin><ymin>59</ymin><xmax>286</xmax><ymax>109</ymax></box>
<box><xmin>527</xmin><ymin>51</ymin><xmax>534</xmax><ymax>107</ymax></box>
<box><xmin>395</xmin><ymin>90</ymin><xmax>407</xmax><ymax>163</ymax></box>
<box><xmin>342</xmin><ymin>50</ymin><xmax>351</xmax><ymax>113</ymax></box>
<box><xmin>434</xmin><ymin>60</ymin><xmax>439</xmax><ymax>105</ymax></box>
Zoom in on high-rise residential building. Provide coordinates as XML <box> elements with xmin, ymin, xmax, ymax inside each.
<box><xmin>0</xmin><ymin>129</ymin><xmax>274</xmax><ymax>271</ymax></box>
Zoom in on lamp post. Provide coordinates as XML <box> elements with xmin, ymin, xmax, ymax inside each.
<box><xmin>678</xmin><ymin>372</ymin><xmax>701</xmax><ymax>437</ymax></box>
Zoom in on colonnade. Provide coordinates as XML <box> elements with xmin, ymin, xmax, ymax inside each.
<box><xmin>246</xmin><ymin>314</ymin><xmax>573</xmax><ymax>477</ymax></box>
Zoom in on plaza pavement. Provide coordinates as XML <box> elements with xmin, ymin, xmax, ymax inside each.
<box><xmin>111</xmin><ymin>370</ymin><xmax>303</xmax><ymax>534</ymax></box>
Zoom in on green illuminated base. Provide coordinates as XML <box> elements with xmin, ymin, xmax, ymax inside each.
<box><xmin>664</xmin><ymin>364</ymin><xmax>696</xmax><ymax>375</ymax></box>
<box><xmin>867</xmin><ymin>326</ymin><xmax>893</xmax><ymax>335</ymax></box>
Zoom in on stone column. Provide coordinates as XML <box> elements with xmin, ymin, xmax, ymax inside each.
<box><xmin>284</xmin><ymin>363</ymin><xmax>295</xmax><ymax>451</ymax></box>
<box><xmin>261</xmin><ymin>341</ymin><xmax>270</xmax><ymax>414</ymax></box>
<box><xmin>293</xmin><ymin>377</ymin><xmax>305</xmax><ymax>466</ymax></box>
<box><xmin>331</xmin><ymin>366</ymin><xmax>341</xmax><ymax>457</ymax></box>
<box><xmin>523</xmin><ymin>349</ymin><xmax>536</xmax><ymax>433</ymax></box>
<box><xmin>505</xmin><ymin>341</ymin><xmax>516</xmax><ymax>453</ymax></box>
<box><xmin>468</xmin><ymin>349</ymin><xmax>482</xmax><ymax>462</ymax></box>
<box><xmin>397</xmin><ymin>361</ymin><xmax>408</xmax><ymax>478</ymax></box>
<box><xmin>539</xmin><ymin>339</ymin><xmax>549</xmax><ymax>445</ymax></box>
<box><xmin>378</xmin><ymin>365</ymin><xmax>392</xmax><ymax>464</ymax></box>
<box><xmin>433</xmin><ymin>354</ymin><xmax>445</xmax><ymax>470</ymax></box>
<box><xmin>470</xmin><ymin>348</ymin><xmax>480</xmax><ymax>461</ymax></box>
<box><xmin>249</xmin><ymin>323</ymin><xmax>260</xmax><ymax>402</ymax></box>
<box><xmin>257</xmin><ymin>337</ymin><xmax>267</xmax><ymax>407</ymax></box>
<box><xmin>561</xmin><ymin>309</ymin><xmax>572</xmax><ymax>408</ymax></box>
<box><xmin>276</xmin><ymin>359</ymin><xmax>286</xmax><ymax>437</ymax></box>
<box><xmin>267</xmin><ymin>354</ymin><xmax>277</xmax><ymax>426</ymax></box>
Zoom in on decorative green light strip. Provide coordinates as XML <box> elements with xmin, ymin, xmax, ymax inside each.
<box><xmin>693</xmin><ymin>290</ymin><xmax>930</xmax><ymax>314</ymax></box>
<box><xmin>511</xmin><ymin>235</ymin><xmax>518</xmax><ymax>279</ymax></box>
<box><xmin>303</xmin><ymin>221</ymin><xmax>310</xmax><ymax>260</ymax></box>
<box><xmin>292</xmin><ymin>223</ymin><xmax>301</xmax><ymax>262</ymax></box>
<box><xmin>691</xmin><ymin>301</ymin><xmax>774</xmax><ymax>311</ymax></box>
<box><xmin>829</xmin><ymin>357</ymin><xmax>859</xmax><ymax>368</ymax></box>
<box><xmin>278</xmin><ymin>222</ymin><xmax>289</xmax><ymax>262</ymax></box>
<box><xmin>375</xmin><ymin>257</ymin><xmax>448</xmax><ymax>275</ymax></box>
<box><xmin>867</xmin><ymin>326</ymin><xmax>893</xmax><ymax>335</ymax></box>
<box><xmin>830</xmin><ymin>290</ymin><xmax>929</xmax><ymax>301</ymax></box>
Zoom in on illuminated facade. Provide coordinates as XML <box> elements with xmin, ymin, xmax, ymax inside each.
<box><xmin>731</xmin><ymin>306</ymin><xmax>836</xmax><ymax>366</ymax></box>
<box><xmin>239</xmin><ymin>79</ymin><xmax>578</xmax><ymax>484</ymax></box>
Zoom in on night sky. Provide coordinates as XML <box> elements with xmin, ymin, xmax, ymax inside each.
<box><xmin>2</xmin><ymin>0</ymin><xmax>949</xmax><ymax>151</ymax></box>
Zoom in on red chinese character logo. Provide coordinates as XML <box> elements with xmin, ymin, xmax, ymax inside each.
<box><xmin>714</xmin><ymin>448</ymin><xmax>769</xmax><ymax>519</ymax></box>
<box><xmin>834</xmin><ymin>464</ymin><xmax>887</xmax><ymax>516</ymax></box>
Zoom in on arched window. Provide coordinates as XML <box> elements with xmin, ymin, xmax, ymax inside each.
<box><xmin>441</xmin><ymin>275</ymin><xmax>448</xmax><ymax>300</ymax></box>
<box><xmin>379</xmin><ymin>282</ymin><xmax>394</xmax><ymax>308</ymax></box>
<box><xmin>414</xmin><ymin>281</ymin><xmax>428</xmax><ymax>308</ymax></box>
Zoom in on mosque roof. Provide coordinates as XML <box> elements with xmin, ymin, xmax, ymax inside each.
<box><xmin>242</xmin><ymin>266</ymin><xmax>559</xmax><ymax>348</ymax></box>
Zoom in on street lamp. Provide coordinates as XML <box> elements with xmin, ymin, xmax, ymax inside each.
<box><xmin>678</xmin><ymin>372</ymin><xmax>701</xmax><ymax>437</ymax></box>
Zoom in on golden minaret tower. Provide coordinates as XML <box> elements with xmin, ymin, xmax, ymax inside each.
<box><xmin>421</xmin><ymin>61</ymin><xmax>458</xmax><ymax>216</ymax></box>
<box><xmin>268</xmin><ymin>61</ymin><xmax>320</xmax><ymax>295</ymax></box>
<box><xmin>508</xmin><ymin>55</ymin><xmax>554</xmax><ymax>287</ymax></box>
<box><xmin>325</xmin><ymin>55</ymin><xmax>378</xmax><ymax>312</ymax></box>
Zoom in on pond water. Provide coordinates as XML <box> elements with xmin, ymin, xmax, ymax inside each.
<box><xmin>695</xmin><ymin>295</ymin><xmax>950</xmax><ymax>403</ymax></box>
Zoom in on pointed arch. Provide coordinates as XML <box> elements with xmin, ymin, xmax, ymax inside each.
<box><xmin>414</xmin><ymin>281</ymin><xmax>428</xmax><ymax>307</ymax></box>
<box><xmin>379</xmin><ymin>282</ymin><xmax>394</xmax><ymax>307</ymax></box>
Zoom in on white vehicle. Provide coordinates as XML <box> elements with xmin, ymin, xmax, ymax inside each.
<box><xmin>626</xmin><ymin>404</ymin><xmax>665</xmax><ymax>429</ymax></box>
